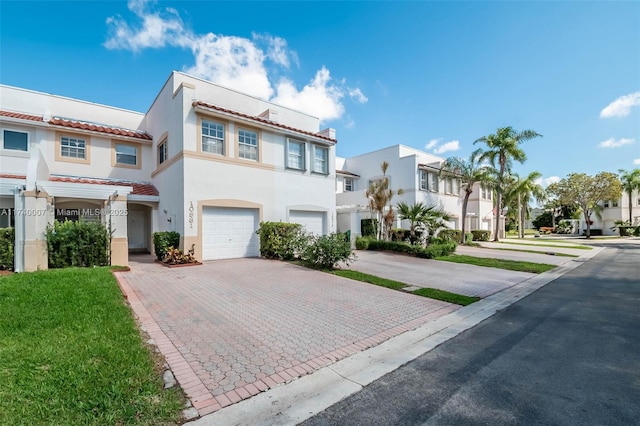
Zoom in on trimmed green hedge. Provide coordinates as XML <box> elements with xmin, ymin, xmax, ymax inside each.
<box><xmin>0</xmin><ymin>227</ymin><xmax>14</xmax><ymax>271</ymax></box>
<box><xmin>356</xmin><ymin>237</ymin><xmax>457</xmax><ymax>259</ymax></box>
<box><xmin>46</xmin><ymin>220</ymin><xmax>110</xmax><ymax>268</ymax></box>
<box><xmin>361</xmin><ymin>219</ymin><xmax>378</xmax><ymax>237</ymax></box>
<box><xmin>153</xmin><ymin>231</ymin><xmax>180</xmax><ymax>260</ymax></box>
<box><xmin>471</xmin><ymin>230</ymin><xmax>490</xmax><ymax>241</ymax></box>
<box><xmin>438</xmin><ymin>229</ymin><xmax>461</xmax><ymax>242</ymax></box>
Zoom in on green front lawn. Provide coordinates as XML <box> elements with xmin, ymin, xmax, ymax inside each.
<box><xmin>436</xmin><ymin>255</ymin><xmax>557</xmax><ymax>274</ymax></box>
<box><xmin>488</xmin><ymin>247</ymin><xmax>578</xmax><ymax>257</ymax></box>
<box><xmin>330</xmin><ymin>270</ymin><xmax>479</xmax><ymax>306</ymax></box>
<box><xmin>498</xmin><ymin>241</ymin><xmax>591</xmax><ymax>250</ymax></box>
<box><xmin>0</xmin><ymin>268</ymin><xmax>183</xmax><ymax>425</ymax></box>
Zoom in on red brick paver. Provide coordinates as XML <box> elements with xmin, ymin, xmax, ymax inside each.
<box><xmin>115</xmin><ymin>256</ymin><xmax>459</xmax><ymax>416</ymax></box>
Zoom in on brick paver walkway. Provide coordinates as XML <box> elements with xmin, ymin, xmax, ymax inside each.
<box><xmin>114</xmin><ymin>256</ymin><xmax>459</xmax><ymax>416</ymax></box>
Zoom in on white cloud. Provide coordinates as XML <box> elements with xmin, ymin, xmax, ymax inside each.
<box><xmin>104</xmin><ymin>0</ymin><xmax>364</xmax><ymax>123</ymax></box>
<box><xmin>600</xmin><ymin>92</ymin><xmax>640</xmax><ymax>118</ymax></box>
<box><xmin>425</xmin><ymin>138</ymin><xmax>440</xmax><ymax>150</ymax></box>
<box><xmin>634</xmin><ymin>158</ymin><xmax>640</xmax><ymax>165</ymax></box>
<box><xmin>598</xmin><ymin>137</ymin><xmax>635</xmax><ymax>148</ymax></box>
<box><xmin>434</xmin><ymin>140</ymin><xmax>460</xmax><ymax>154</ymax></box>
<box><xmin>535</xmin><ymin>176</ymin><xmax>561</xmax><ymax>188</ymax></box>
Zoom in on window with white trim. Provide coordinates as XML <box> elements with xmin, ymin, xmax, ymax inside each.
<box><xmin>419</xmin><ymin>170</ymin><xmax>439</xmax><ymax>192</ymax></box>
<box><xmin>3</xmin><ymin>130</ymin><xmax>28</xmax><ymax>151</ymax></box>
<box><xmin>344</xmin><ymin>178</ymin><xmax>354</xmax><ymax>192</ymax></box>
<box><xmin>202</xmin><ymin>120</ymin><xmax>224</xmax><ymax>155</ymax></box>
<box><xmin>158</xmin><ymin>138</ymin><xmax>168</xmax><ymax>164</ymax></box>
<box><xmin>287</xmin><ymin>139</ymin><xmax>305</xmax><ymax>170</ymax></box>
<box><xmin>115</xmin><ymin>143</ymin><xmax>137</xmax><ymax>166</ymax></box>
<box><xmin>312</xmin><ymin>145</ymin><xmax>329</xmax><ymax>174</ymax></box>
<box><xmin>612</xmin><ymin>200</ymin><xmax>619</xmax><ymax>207</ymax></box>
<box><xmin>238</xmin><ymin>129</ymin><xmax>258</xmax><ymax>161</ymax></box>
<box><xmin>61</xmin><ymin>136</ymin><xmax>86</xmax><ymax>159</ymax></box>
<box><xmin>481</xmin><ymin>184</ymin><xmax>492</xmax><ymax>200</ymax></box>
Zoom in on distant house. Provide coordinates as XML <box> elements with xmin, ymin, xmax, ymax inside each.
<box><xmin>589</xmin><ymin>195</ymin><xmax>640</xmax><ymax>235</ymax></box>
<box><xmin>1</xmin><ymin>71</ymin><xmax>337</xmax><ymax>271</ymax></box>
<box><xmin>335</xmin><ymin>144</ymin><xmax>499</xmax><ymax>240</ymax></box>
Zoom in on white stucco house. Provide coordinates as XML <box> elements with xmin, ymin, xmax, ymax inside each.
<box><xmin>0</xmin><ymin>71</ymin><xmax>337</xmax><ymax>271</ymax></box>
<box><xmin>587</xmin><ymin>194</ymin><xmax>640</xmax><ymax>236</ymax></box>
<box><xmin>335</xmin><ymin>145</ymin><xmax>499</xmax><ymax>240</ymax></box>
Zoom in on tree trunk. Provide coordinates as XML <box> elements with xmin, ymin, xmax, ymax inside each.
<box><xmin>517</xmin><ymin>194</ymin><xmax>523</xmax><ymax>239</ymax></box>
<box><xmin>629</xmin><ymin>192</ymin><xmax>633</xmax><ymax>224</ymax></box>
<box><xmin>494</xmin><ymin>191</ymin><xmax>502</xmax><ymax>242</ymax></box>
<box><xmin>584</xmin><ymin>211</ymin><xmax>591</xmax><ymax>239</ymax></box>
<box><xmin>461</xmin><ymin>190</ymin><xmax>471</xmax><ymax>244</ymax></box>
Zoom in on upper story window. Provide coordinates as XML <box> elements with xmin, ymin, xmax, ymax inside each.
<box><xmin>202</xmin><ymin>120</ymin><xmax>224</xmax><ymax>155</ymax></box>
<box><xmin>3</xmin><ymin>130</ymin><xmax>28</xmax><ymax>151</ymax></box>
<box><xmin>419</xmin><ymin>170</ymin><xmax>438</xmax><ymax>192</ymax></box>
<box><xmin>444</xmin><ymin>177</ymin><xmax>459</xmax><ymax>195</ymax></box>
<box><xmin>115</xmin><ymin>143</ymin><xmax>138</xmax><ymax>166</ymax></box>
<box><xmin>287</xmin><ymin>139</ymin><xmax>305</xmax><ymax>170</ymax></box>
<box><xmin>158</xmin><ymin>138</ymin><xmax>168</xmax><ymax>165</ymax></box>
<box><xmin>604</xmin><ymin>200</ymin><xmax>618</xmax><ymax>208</ymax></box>
<box><xmin>61</xmin><ymin>136</ymin><xmax>86</xmax><ymax>159</ymax></box>
<box><xmin>312</xmin><ymin>145</ymin><xmax>329</xmax><ymax>174</ymax></box>
<box><xmin>238</xmin><ymin>129</ymin><xmax>258</xmax><ymax>161</ymax></box>
<box><xmin>344</xmin><ymin>178</ymin><xmax>354</xmax><ymax>192</ymax></box>
<box><xmin>481</xmin><ymin>184</ymin><xmax>492</xmax><ymax>200</ymax></box>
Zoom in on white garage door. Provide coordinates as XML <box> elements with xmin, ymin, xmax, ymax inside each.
<box><xmin>290</xmin><ymin>210</ymin><xmax>325</xmax><ymax>235</ymax></box>
<box><xmin>202</xmin><ymin>207</ymin><xmax>259</xmax><ymax>260</ymax></box>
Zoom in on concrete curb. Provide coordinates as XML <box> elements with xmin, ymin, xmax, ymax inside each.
<box><xmin>190</xmin><ymin>246</ymin><xmax>605</xmax><ymax>425</ymax></box>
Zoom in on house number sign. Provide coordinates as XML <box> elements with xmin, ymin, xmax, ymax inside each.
<box><xmin>188</xmin><ymin>202</ymin><xmax>194</xmax><ymax>228</ymax></box>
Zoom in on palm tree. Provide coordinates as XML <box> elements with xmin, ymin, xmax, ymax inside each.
<box><xmin>504</xmin><ymin>172</ymin><xmax>546</xmax><ymax>238</ymax></box>
<box><xmin>365</xmin><ymin>161</ymin><xmax>403</xmax><ymax>240</ymax></box>
<box><xmin>440</xmin><ymin>149</ymin><xmax>492</xmax><ymax>243</ymax></box>
<box><xmin>474</xmin><ymin>126</ymin><xmax>542</xmax><ymax>241</ymax></box>
<box><xmin>397</xmin><ymin>202</ymin><xmax>451</xmax><ymax>244</ymax></box>
<box><xmin>618</xmin><ymin>168</ymin><xmax>640</xmax><ymax>225</ymax></box>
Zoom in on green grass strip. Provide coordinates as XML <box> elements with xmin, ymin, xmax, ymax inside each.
<box><xmin>489</xmin><ymin>247</ymin><xmax>578</xmax><ymax>257</ymax></box>
<box><xmin>330</xmin><ymin>270</ymin><xmax>478</xmax><ymax>306</ymax></box>
<box><xmin>0</xmin><ymin>268</ymin><xmax>184</xmax><ymax>425</ymax></box>
<box><xmin>498</xmin><ymin>241</ymin><xmax>591</xmax><ymax>250</ymax></box>
<box><xmin>436</xmin><ymin>255</ymin><xmax>557</xmax><ymax>274</ymax></box>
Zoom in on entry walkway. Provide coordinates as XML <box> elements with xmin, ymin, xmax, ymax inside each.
<box><xmin>114</xmin><ymin>256</ymin><xmax>459</xmax><ymax>417</ymax></box>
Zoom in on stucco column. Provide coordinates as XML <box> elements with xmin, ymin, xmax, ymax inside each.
<box><xmin>182</xmin><ymin>200</ymin><xmax>198</xmax><ymax>260</ymax></box>
<box><xmin>106</xmin><ymin>196</ymin><xmax>129</xmax><ymax>266</ymax></box>
<box><xmin>21</xmin><ymin>190</ymin><xmax>51</xmax><ymax>272</ymax></box>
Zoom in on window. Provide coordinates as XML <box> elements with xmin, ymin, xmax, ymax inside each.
<box><xmin>3</xmin><ymin>130</ymin><xmax>28</xmax><ymax>151</ymax></box>
<box><xmin>603</xmin><ymin>201</ymin><xmax>610</xmax><ymax>208</ymax></box>
<box><xmin>115</xmin><ymin>143</ymin><xmax>137</xmax><ymax>166</ymax></box>
<box><xmin>287</xmin><ymin>139</ymin><xmax>305</xmax><ymax>170</ymax></box>
<box><xmin>452</xmin><ymin>178</ymin><xmax>460</xmax><ymax>195</ymax></box>
<box><xmin>202</xmin><ymin>120</ymin><xmax>224</xmax><ymax>155</ymax></box>
<box><xmin>481</xmin><ymin>184</ymin><xmax>492</xmax><ymax>200</ymax></box>
<box><xmin>238</xmin><ymin>129</ymin><xmax>258</xmax><ymax>160</ymax></box>
<box><xmin>158</xmin><ymin>138</ymin><xmax>168</xmax><ymax>164</ymax></box>
<box><xmin>312</xmin><ymin>145</ymin><xmax>329</xmax><ymax>174</ymax></box>
<box><xmin>445</xmin><ymin>177</ymin><xmax>453</xmax><ymax>194</ymax></box>
<box><xmin>344</xmin><ymin>178</ymin><xmax>354</xmax><ymax>192</ymax></box>
<box><xmin>612</xmin><ymin>200</ymin><xmax>619</xmax><ymax>207</ymax></box>
<box><xmin>61</xmin><ymin>136</ymin><xmax>86</xmax><ymax>159</ymax></box>
<box><xmin>419</xmin><ymin>170</ymin><xmax>438</xmax><ymax>192</ymax></box>
<box><xmin>0</xmin><ymin>208</ymin><xmax>15</xmax><ymax>228</ymax></box>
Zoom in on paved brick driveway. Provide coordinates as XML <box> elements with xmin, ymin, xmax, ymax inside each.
<box><xmin>114</xmin><ymin>256</ymin><xmax>459</xmax><ymax>416</ymax></box>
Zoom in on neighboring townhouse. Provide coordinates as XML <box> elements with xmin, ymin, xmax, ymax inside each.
<box><xmin>588</xmin><ymin>193</ymin><xmax>640</xmax><ymax>235</ymax></box>
<box><xmin>0</xmin><ymin>71</ymin><xmax>337</xmax><ymax>271</ymax></box>
<box><xmin>335</xmin><ymin>144</ymin><xmax>498</xmax><ymax>239</ymax></box>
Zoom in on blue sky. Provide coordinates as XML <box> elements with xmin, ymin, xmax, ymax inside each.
<box><xmin>1</xmin><ymin>0</ymin><xmax>639</xmax><ymax>186</ymax></box>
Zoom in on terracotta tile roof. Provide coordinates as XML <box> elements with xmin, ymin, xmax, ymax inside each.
<box><xmin>0</xmin><ymin>173</ymin><xmax>26</xmax><ymax>180</ymax></box>
<box><xmin>193</xmin><ymin>101</ymin><xmax>337</xmax><ymax>143</ymax></box>
<box><xmin>336</xmin><ymin>170</ymin><xmax>360</xmax><ymax>177</ymax></box>
<box><xmin>49</xmin><ymin>176</ymin><xmax>159</xmax><ymax>196</ymax></box>
<box><xmin>49</xmin><ymin>117</ymin><xmax>152</xmax><ymax>141</ymax></box>
<box><xmin>0</xmin><ymin>110</ymin><xmax>44</xmax><ymax>122</ymax></box>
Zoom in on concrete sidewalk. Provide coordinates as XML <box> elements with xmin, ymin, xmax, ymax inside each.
<box><xmin>192</xmin><ymin>246</ymin><xmax>605</xmax><ymax>425</ymax></box>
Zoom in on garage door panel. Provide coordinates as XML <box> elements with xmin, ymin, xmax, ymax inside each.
<box><xmin>203</xmin><ymin>207</ymin><xmax>259</xmax><ymax>260</ymax></box>
<box><xmin>290</xmin><ymin>210</ymin><xmax>326</xmax><ymax>235</ymax></box>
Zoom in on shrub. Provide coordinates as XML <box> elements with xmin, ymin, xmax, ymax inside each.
<box><xmin>300</xmin><ymin>233</ymin><xmax>354</xmax><ymax>269</ymax></box>
<box><xmin>256</xmin><ymin>222</ymin><xmax>306</xmax><ymax>260</ymax></box>
<box><xmin>46</xmin><ymin>220</ymin><xmax>110</xmax><ymax>268</ymax></box>
<box><xmin>0</xmin><ymin>227</ymin><xmax>15</xmax><ymax>270</ymax></box>
<box><xmin>634</xmin><ymin>226</ymin><xmax>640</xmax><ymax>237</ymax></box>
<box><xmin>471</xmin><ymin>230</ymin><xmax>490</xmax><ymax>241</ymax></box>
<box><xmin>438</xmin><ymin>229</ymin><xmax>462</xmax><ymax>242</ymax></box>
<box><xmin>465</xmin><ymin>232</ymin><xmax>474</xmax><ymax>244</ymax></box>
<box><xmin>361</xmin><ymin>219</ymin><xmax>378</xmax><ymax>238</ymax></box>
<box><xmin>415</xmin><ymin>241</ymin><xmax>457</xmax><ymax>258</ymax></box>
<box><xmin>153</xmin><ymin>231</ymin><xmax>180</xmax><ymax>260</ymax></box>
<box><xmin>162</xmin><ymin>244</ymin><xmax>198</xmax><ymax>265</ymax></box>
<box><xmin>355</xmin><ymin>236</ymin><xmax>372</xmax><ymax>250</ymax></box>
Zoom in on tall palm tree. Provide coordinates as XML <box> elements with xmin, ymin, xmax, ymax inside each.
<box><xmin>618</xmin><ymin>168</ymin><xmax>640</xmax><ymax>225</ymax></box>
<box><xmin>474</xmin><ymin>126</ymin><xmax>542</xmax><ymax>241</ymax></box>
<box><xmin>440</xmin><ymin>149</ymin><xmax>492</xmax><ymax>243</ymax></box>
<box><xmin>504</xmin><ymin>172</ymin><xmax>546</xmax><ymax>238</ymax></box>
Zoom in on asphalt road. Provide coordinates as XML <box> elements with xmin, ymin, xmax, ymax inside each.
<box><xmin>302</xmin><ymin>242</ymin><xmax>640</xmax><ymax>426</ymax></box>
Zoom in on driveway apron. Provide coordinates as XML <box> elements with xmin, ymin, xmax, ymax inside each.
<box><xmin>115</xmin><ymin>256</ymin><xmax>459</xmax><ymax>416</ymax></box>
